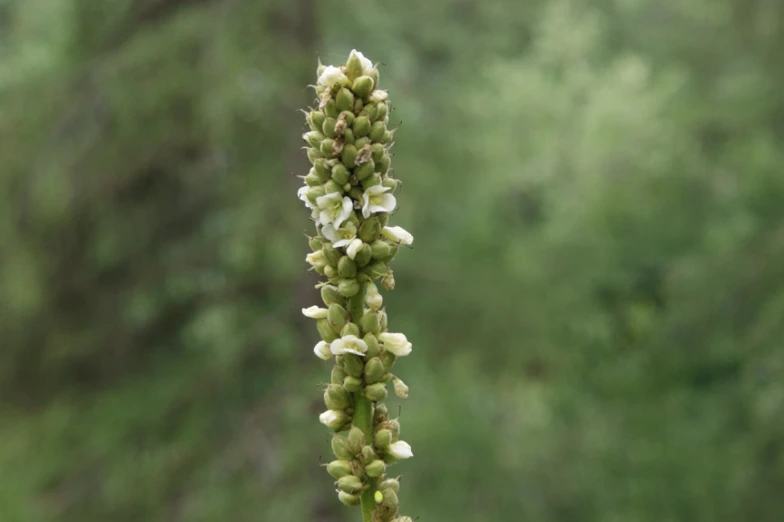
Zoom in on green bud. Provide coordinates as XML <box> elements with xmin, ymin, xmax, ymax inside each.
<box><xmin>381</xmin><ymin>176</ymin><xmax>400</xmax><ymax>193</ymax></box>
<box><xmin>378</xmin><ymin>213</ymin><xmax>390</xmax><ymax>227</ymax></box>
<box><xmin>367</xmin><ymin>68</ymin><xmax>379</xmax><ymax>89</ymax></box>
<box><xmin>342</xmin><ymin>128</ymin><xmax>355</xmax><ymax>145</ymax></box>
<box><xmin>343</xmin><ymin>354</ymin><xmax>364</xmax><ymax>378</ymax></box>
<box><xmin>378</xmin><ymin>308</ymin><xmax>388</xmax><ymax>331</ymax></box>
<box><xmin>375</xmin><ymin>102</ymin><xmax>388</xmax><ymax>122</ymax></box>
<box><xmin>369</xmin><ymin>121</ymin><xmax>386</xmax><ymax>142</ymax></box>
<box><xmin>321</xmin><ymin>284</ymin><xmax>343</xmax><ymax>306</ymax></box>
<box><xmin>378</xmin><ymin>478</ymin><xmax>399</xmax><ymax>493</ymax></box>
<box><xmin>381</xmin><ymin>130</ymin><xmax>394</xmax><ymax>144</ymax></box>
<box><xmin>364</xmin><ymin>382</ymin><xmax>388</xmax><ymax>402</ymax></box>
<box><xmin>348</xmin><ymin>426</ymin><xmax>366</xmax><ymax>449</ymax></box>
<box><xmin>370</xmin><ymin>143</ymin><xmax>385</xmax><ymax>162</ymax></box>
<box><xmin>341</xmin><ymin>144</ymin><xmax>358</xmax><ymax>169</ymax></box>
<box><xmin>381</xmin><ymin>271</ymin><xmax>396</xmax><ymax>290</ymax></box>
<box><xmin>306</xmin><ymin>147</ymin><xmax>322</xmax><ymax>164</ymax></box>
<box><xmin>322</xmin><ymin>179</ymin><xmax>342</xmax><ymax>194</ymax></box>
<box><xmin>304</xmin><ymin>170</ymin><xmax>321</xmax><ymax>187</ymax></box>
<box><xmin>338</xmin><ymin>491</ymin><xmax>360</xmax><ymax>507</ymax></box>
<box><xmin>331</xmin><ymin>365</ymin><xmax>347</xmax><ymax>385</ymax></box>
<box><xmin>324</xmin><ymin>98</ymin><xmax>338</xmax><ymax>118</ymax></box>
<box><xmin>343</xmin><ymin>375</ymin><xmax>362</xmax><ymax>392</ymax></box>
<box><xmin>322</xmin><ymin>243</ymin><xmax>342</xmax><ymax>266</ymax></box>
<box><xmin>374</xmin><ymin>429</ymin><xmax>392</xmax><ymax>449</ymax></box>
<box><xmin>339</xmin><ymin>110</ymin><xmax>355</xmax><ymax>127</ymax></box>
<box><xmin>381</xmin><ymin>351</ymin><xmax>396</xmax><ymax>370</ymax></box>
<box><xmin>362</xmin><ymin>445</ymin><xmax>378</xmax><ymax>462</ymax></box>
<box><xmin>354</xmin><ymin>137</ymin><xmax>370</xmax><ymax>150</ymax></box>
<box><xmin>369</xmin><ymin>240</ymin><xmax>391</xmax><ymax>260</ymax></box>
<box><xmin>336</xmin><ymin>87</ymin><xmax>355</xmax><ymax>112</ymax></box>
<box><xmin>361</xmin><ymin>172</ymin><xmax>382</xmax><ymax>190</ymax></box>
<box><xmin>364</xmin><ymin>261</ymin><xmax>388</xmax><ymax>279</ymax></box>
<box><xmin>384</xmin><ymin>419</ymin><xmax>401</xmax><ymax>440</ymax></box>
<box><xmin>374</xmin><ymin>403</ymin><xmax>388</xmax><ymax>423</ymax></box>
<box><xmin>332</xmin><ymin>434</ymin><xmax>354</xmax><ymax>460</ymax></box>
<box><xmin>364</xmin><ymin>333</ymin><xmax>380</xmax><ymax>357</ymax></box>
<box><xmin>322</xmin><ymin>117</ymin><xmax>337</xmax><ymax>138</ymax></box>
<box><xmin>365</xmin><ymin>459</ymin><xmax>386</xmax><ymax>478</ymax></box>
<box><xmin>382</xmin><ymin>489</ymin><xmax>400</xmax><ymax>513</ymax></box>
<box><xmin>351</xmin><ymin>76</ymin><xmax>374</xmax><ymax>98</ymax></box>
<box><xmin>327</xmin><ymin>303</ymin><xmax>347</xmax><ymax>330</ymax></box>
<box><xmin>306</xmin><ymin>185</ymin><xmax>325</xmax><ymax>205</ymax></box>
<box><xmin>304</xmin><ymin>130</ymin><xmax>325</xmax><ymax>147</ymax></box>
<box><xmin>324</xmin><ymin>265</ymin><xmax>338</xmax><ymax>279</ymax></box>
<box><xmin>354</xmin><ymin>98</ymin><xmax>364</xmax><ymax>114</ymax></box>
<box><xmin>360</xmin><ymin>103</ymin><xmax>378</xmax><ymax>121</ymax></box>
<box><xmin>360</xmin><ymin>310</ymin><xmax>380</xmax><ymax>336</ymax></box>
<box><xmin>346</xmin><ymin>52</ymin><xmax>364</xmax><ymax>80</ymax></box>
<box><xmin>376</xmin><ymin>153</ymin><xmax>391</xmax><ymax>174</ymax></box>
<box><xmin>338</xmin><ymin>256</ymin><xmax>358</xmax><ymax>278</ymax></box>
<box><xmin>319</xmin><ymin>137</ymin><xmax>336</xmax><ymax>158</ymax></box>
<box><xmin>354</xmin><ymin>244</ymin><xmax>372</xmax><ymax>267</ymax></box>
<box><xmin>331</xmin><ymin>163</ymin><xmax>349</xmax><ymax>185</ymax></box>
<box><xmin>317</xmin><ymin>319</ymin><xmax>339</xmax><ymax>343</ymax></box>
<box><xmin>327</xmin><ymin>460</ymin><xmax>353</xmax><ymax>479</ymax></box>
<box><xmin>353</xmin><ymin>116</ymin><xmax>371</xmax><ymax>138</ymax></box>
<box><xmin>338</xmin><ymin>475</ymin><xmax>364</xmax><ymax>494</ymax></box>
<box><xmin>338</xmin><ymin>278</ymin><xmax>360</xmax><ymax>297</ymax></box>
<box><xmin>364</xmin><ymin>357</ymin><xmax>385</xmax><ymax>384</ymax></box>
<box><xmin>314</xmin><ymin>158</ymin><xmax>331</xmax><ymax>182</ymax></box>
<box><xmin>325</xmin><ymin>384</ymin><xmax>351</xmax><ymax>410</ymax></box>
<box><xmin>354</xmin><ymin>160</ymin><xmax>375</xmax><ymax>181</ymax></box>
<box><xmin>393</xmin><ymin>378</ymin><xmax>409</xmax><ymax>399</ymax></box>
<box><xmin>308</xmin><ymin>110</ymin><xmax>326</xmax><ymax>131</ymax></box>
<box><xmin>340</xmin><ymin>322</ymin><xmax>361</xmax><ymax>338</ymax></box>
<box><xmin>309</xmin><ymin>236</ymin><xmax>323</xmax><ymax>251</ymax></box>
<box><xmin>349</xmin><ymin>186</ymin><xmax>363</xmax><ymax>200</ymax></box>
<box><xmin>359</xmin><ymin>217</ymin><xmax>382</xmax><ymax>242</ymax></box>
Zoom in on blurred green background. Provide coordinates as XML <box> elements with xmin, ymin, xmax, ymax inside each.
<box><xmin>2</xmin><ymin>0</ymin><xmax>784</xmax><ymax>520</ymax></box>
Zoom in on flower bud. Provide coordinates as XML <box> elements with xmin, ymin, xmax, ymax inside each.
<box><xmin>343</xmin><ymin>354</ymin><xmax>364</xmax><ymax>378</ymax></box>
<box><xmin>381</xmin><ymin>129</ymin><xmax>394</xmax><ymax>144</ymax></box>
<box><xmin>303</xmin><ymin>130</ymin><xmax>325</xmax><ymax>147</ymax></box>
<box><xmin>306</xmin><ymin>185</ymin><xmax>325</xmax><ymax>205</ymax></box>
<box><xmin>381</xmin><ymin>351</ymin><xmax>396</xmax><ymax>369</ymax></box>
<box><xmin>338</xmin><ymin>256</ymin><xmax>358</xmax><ymax>278</ymax></box>
<box><xmin>360</xmin><ymin>310</ymin><xmax>380</xmax><ymax>336</ymax></box>
<box><xmin>354</xmin><ymin>136</ymin><xmax>370</xmax><ymax>150</ymax></box>
<box><xmin>336</xmin><ymin>87</ymin><xmax>355</xmax><ymax>112</ymax></box>
<box><xmin>370</xmin><ymin>143</ymin><xmax>385</xmax><ymax>162</ymax></box>
<box><xmin>314</xmin><ymin>341</ymin><xmax>332</xmax><ymax>360</ymax></box>
<box><xmin>308</xmin><ymin>109</ymin><xmax>326</xmax><ymax>131</ymax></box>
<box><xmin>364</xmin><ymin>382</ymin><xmax>388</xmax><ymax>402</ymax></box>
<box><xmin>359</xmin><ymin>103</ymin><xmax>378</xmax><ymax>122</ymax></box>
<box><xmin>306</xmin><ymin>250</ymin><xmax>328</xmax><ymax>271</ymax></box>
<box><xmin>354</xmin><ymin>244</ymin><xmax>372</xmax><ymax>267</ymax></box>
<box><xmin>386</xmin><ymin>440</ymin><xmax>413</xmax><ymax>461</ymax></box>
<box><xmin>304</xmin><ymin>170</ymin><xmax>322</xmax><ymax>186</ymax></box>
<box><xmin>322</xmin><ymin>243</ymin><xmax>342</xmax><ymax>266</ymax></box>
<box><xmin>331</xmin><ymin>434</ymin><xmax>353</xmax><ymax>460</ymax></box>
<box><xmin>327</xmin><ymin>460</ymin><xmax>353</xmax><ymax>479</ymax></box>
<box><xmin>351</xmin><ymin>76</ymin><xmax>374</xmax><ymax>98</ymax></box>
<box><xmin>382</xmin><ymin>489</ymin><xmax>400</xmax><ymax>513</ymax></box>
<box><xmin>339</xmin><ymin>110</ymin><xmax>355</xmax><ymax>126</ymax></box>
<box><xmin>367</xmin><ymin>68</ymin><xmax>379</xmax><ymax>89</ymax></box>
<box><xmin>325</xmin><ymin>384</ymin><xmax>351</xmax><ymax>410</ymax></box>
<box><xmin>378</xmin><ymin>308</ymin><xmax>388</xmax><ymax>331</ymax></box>
<box><xmin>338</xmin><ymin>278</ymin><xmax>360</xmax><ymax>297</ymax></box>
<box><xmin>379</xmin><ymin>332</ymin><xmax>412</xmax><ymax>357</ymax></box>
<box><xmin>342</xmin><ymin>127</ymin><xmax>355</xmax><ymax>144</ymax></box>
<box><xmin>363</xmin><ymin>357</ymin><xmax>385</xmax><ymax>384</ymax></box>
<box><xmin>378</xmin><ymin>213</ymin><xmax>390</xmax><ymax>227</ymax></box>
<box><xmin>338</xmin><ymin>491</ymin><xmax>360</xmax><ymax>507</ymax></box>
<box><xmin>364</xmin><ymin>281</ymin><xmax>383</xmax><ymax>310</ymax></box>
<box><xmin>364</xmin><ymin>261</ymin><xmax>388</xmax><ymax>279</ymax></box>
<box><xmin>337</xmin><ymin>475</ymin><xmax>364</xmax><ymax>494</ymax></box>
<box><xmin>331</xmin><ymin>365</ymin><xmax>346</xmax><ymax>384</ymax></box>
<box><xmin>331</xmin><ymin>163</ymin><xmax>350</xmax><ymax>185</ymax></box>
<box><xmin>306</xmin><ymin>147</ymin><xmax>322</xmax><ymax>164</ymax></box>
<box><xmin>363</xmin><ymin>333</ymin><xmax>380</xmax><ymax>357</ymax></box>
<box><xmin>320</xmin><ymin>409</ymin><xmax>350</xmax><ymax>431</ymax></box>
<box><xmin>324</xmin><ymin>98</ymin><xmax>338</xmax><ymax>119</ymax></box>
<box><xmin>374</xmin><ymin>429</ymin><xmax>392</xmax><ymax>448</ymax></box>
<box><xmin>370</xmin><ymin>240</ymin><xmax>392</xmax><ymax>259</ymax></box>
<box><xmin>361</xmin><ymin>172</ymin><xmax>382</xmax><ymax>191</ymax></box>
<box><xmin>375</xmin><ymin>102</ymin><xmax>388</xmax><ymax>122</ymax></box>
<box><xmin>347</xmin><ymin>426</ymin><xmax>366</xmax><ymax>449</ymax></box>
<box><xmin>354</xmin><ymin>97</ymin><xmax>364</xmax><ymax>113</ymax></box>
<box><xmin>393</xmin><ymin>378</ymin><xmax>409</xmax><ymax>399</ymax></box>
<box><xmin>340</xmin><ymin>322</ymin><xmax>361</xmax><ymax>339</ymax></box>
<box><xmin>381</xmin><ymin>271</ymin><xmax>395</xmax><ymax>290</ymax></box>
<box><xmin>368</xmin><ymin>89</ymin><xmax>388</xmax><ymax>103</ymax></box>
<box><xmin>376</xmin><ymin>152</ymin><xmax>391</xmax><ymax>174</ymax></box>
<box><xmin>313</xmin><ymin>158</ymin><xmax>331</xmax><ymax>182</ymax></box>
<box><xmin>378</xmin><ymin>478</ymin><xmax>399</xmax><ymax>493</ymax></box>
<box><xmin>354</xmin><ymin>159</ymin><xmax>375</xmax><ymax>181</ymax></box>
<box><xmin>322</xmin><ymin>117</ymin><xmax>337</xmax><ymax>138</ymax></box>
<box><xmin>346</xmin><ymin>51</ymin><xmax>365</xmax><ymax>80</ymax></box>
<box><xmin>364</xmin><ymin>459</ymin><xmax>386</xmax><ymax>478</ymax></box>
<box><xmin>352</xmin><ymin>115</ymin><xmax>371</xmax><ymax>138</ymax></box>
<box><xmin>369</xmin><ymin>121</ymin><xmax>386</xmax><ymax>142</ymax></box>
<box><xmin>343</xmin><ymin>375</ymin><xmax>362</xmax><ymax>392</ymax></box>
<box><xmin>359</xmin><ymin>216</ymin><xmax>382</xmax><ymax>242</ymax></box>
<box><xmin>341</xmin><ymin>143</ymin><xmax>358</xmax><ymax>168</ymax></box>
<box><xmin>317</xmin><ymin>319</ymin><xmax>339</xmax><ymax>343</ymax></box>
<box><xmin>319</xmin><ymin>137</ymin><xmax>336</xmax><ymax>158</ymax></box>
<box><xmin>320</xmin><ymin>284</ymin><xmax>343</xmax><ymax>306</ymax></box>
<box><xmin>327</xmin><ymin>303</ymin><xmax>348</xmax><ymax>330</ymax></box>
<box><xmin>362</xmin><ymin>445</ymin><xmax>378</xmax><ymax>462</ymax></box>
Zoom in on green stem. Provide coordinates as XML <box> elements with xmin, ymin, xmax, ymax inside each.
<box><xmin>348</xmin><ymin>283</ymin><xmax>375</xmax><ymax>521</ymax></box>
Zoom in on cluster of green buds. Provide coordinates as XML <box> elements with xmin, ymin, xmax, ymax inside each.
<box><xmin>297</xmin><ymin>50</ymin><xmax>414</xmax><ymax>522</ymax></box>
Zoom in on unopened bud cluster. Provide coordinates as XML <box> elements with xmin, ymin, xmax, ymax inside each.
<box><xmin>297</xmin><ymin>50</ymin><xmax>414</xmax><ymax>522</ymax></box>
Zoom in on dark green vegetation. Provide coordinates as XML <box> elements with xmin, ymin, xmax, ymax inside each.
<box><xmin>1</xmin><ymin>1</ymin><xmax>783</xmax><ymax>521</ymax></box>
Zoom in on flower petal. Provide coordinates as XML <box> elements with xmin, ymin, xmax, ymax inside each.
<box><xmin>302</xmin><ymin>306</ymin><xmax>329</xmax><ymax>319</ymax></box>
<box><xmin>382</xmin><ymin>226</ymin><xmax>413</xmax><ymax>246</ymax></box>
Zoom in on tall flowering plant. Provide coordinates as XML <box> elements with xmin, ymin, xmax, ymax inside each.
<box><xmin>297</xmin><ymin>50</ymin><xmax>414</xmax><ymax>522</ymax></box>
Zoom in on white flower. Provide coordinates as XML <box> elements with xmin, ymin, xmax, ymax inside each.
<box><xmin>382</xmin><ymin>226</ymin><xmax>413</xmax><ymax>246</ymax></box>
<box><xmin>330</xmin><ymin>334</ymin><xmax>368</xmax><ymax>356</ymax></box>
<box><xmin>302</xmin><ymin>306</ymin><xmax>329</xmax><ymax>319</ymax></box>
<box><xmin>297</xmin><ymin>185</ymin><xmax>314</xmax><ymax>209</ymax></box>
<box><xmin>350</xmin><ymin>49</ymin><xmax>373</xmax><ymax>73</ymax></box>
<box><xmin>305</xmin><ymin>250</ymin><xmax>328</xmax><ymax>270</ymax></box>
<box><xmin>313</xmin><ymin>341</ymin><xmax>332</xmax><ymax>360</ymax></box>
<box><xmin>322</xmin><ymin>223</ymin><xmax>356</xmax><ymax>248</ymax></box>
<box><xmin>388</xmin><ymin>440</ymin><xmax>413</xmax><ymax>460</ymax></box>
<box><xmin>361</xmin><ymin>185</ymin><xmax>396</xmax><ymax>219</ymax></box>
<box><xmin>368</xmin><ymin>90</ymin><xmax>389</xmax><ymax>103</ymax></box>
<box><xmin>316</xmin><ymin>192</ymin><xmax>353</xmax><ymax>229</ymax></box>
<box><xmin>317</xmin><ymin>66</ymin><xmax>349</xmax><ymax>88</ymax></box>
<box><xmin>346</xmin><ymin>238</ymin><xmax>364</xmax><ymax>259</ymax></box>
<box><xmin>319</xmin><ymin>409</ymin><xmax>349</xmax><ymax>430</ymax></box>
<box><xmin>365</xmin><ymin>281</ymin><xmax>383</xmax><ymax>309</ymax></box>
<box><xmin>393</xmin><ymin>377</ymin><xmax>409</xmax><ymax>399</ymax></box>
<box><xmin>379</xmin><ymin>332</ymin><xmax>412</xmax><ymax>356</ymax></box>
